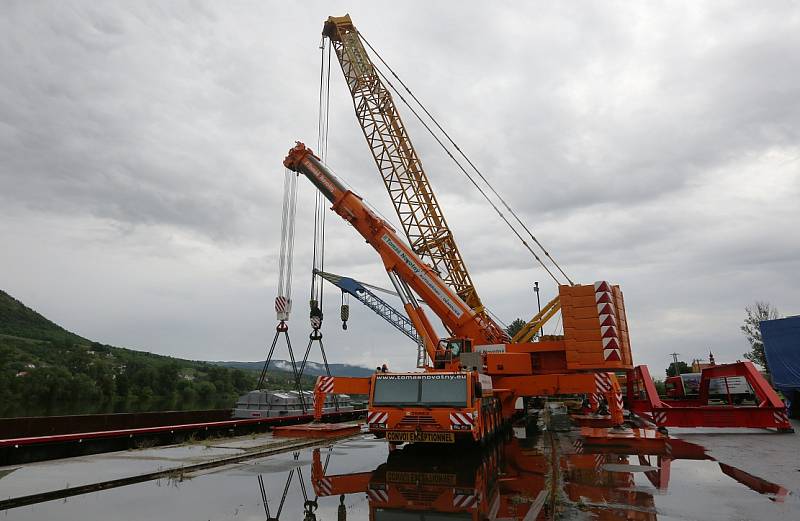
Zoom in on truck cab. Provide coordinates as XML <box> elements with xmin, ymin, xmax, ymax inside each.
<box><xmin>367</xmin><ymin>371</ymin><xmax>500</xmax><ymax>444</ymax></box>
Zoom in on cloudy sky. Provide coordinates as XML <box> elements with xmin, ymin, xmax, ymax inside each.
<box><xmin>1</xmin><ymin>1</ymin><xmax>798</xmax><ymax>375</ymax></box>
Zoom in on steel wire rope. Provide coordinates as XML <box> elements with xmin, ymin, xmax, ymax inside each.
<box><xmin>311</xmin><ymin>38</ymin><xmax>333</xmax><ymax>309</ymax></box>
<box><xmin>277</xmin><ymin>167</ymin><xmax>298</xmax><ymax>303</ymax></box>
<box><xmin>310</xmin><ymin>39</ymin><xmax>325</xmax><ymax>305</ymax></box>
<box><xmin>360</xmin><ymin>33</ymin><xmax>574</xmax><ymax>286</ymax></box>
<box><xmin>369</xmin><ymin>63</ymin><xmax>562</xmax><ymax>286</ymax></box>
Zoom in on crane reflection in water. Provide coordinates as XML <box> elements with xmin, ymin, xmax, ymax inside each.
<box><xmin>254</xmin><ymin>430</ymin><xmax>788</xmax><ymax>521</ymax></box>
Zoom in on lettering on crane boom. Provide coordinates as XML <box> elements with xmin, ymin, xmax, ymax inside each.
<box><xmin>381</xmin><ymin>234</ymin><xmax>464</xmax><ymax>318</ymax></box>
<box><xmin>378</xmin><ymin>374</ymin><xmax>465</xmax><ymax>380</ymax></box>
<box><xmin>306</xmin><ymin>162</ymin><xmax>338</xmax><ymax>199</ymax></box>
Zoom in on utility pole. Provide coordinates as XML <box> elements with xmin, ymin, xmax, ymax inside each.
<box><xmin>534</xmin><ymin>281</ymin><xmax>541</xmax><ymax>313</ymax></box>
<box><xmin>670</xmin><ymin>352</ymin><xmax>680</xmax><ymax>365</ymax></box>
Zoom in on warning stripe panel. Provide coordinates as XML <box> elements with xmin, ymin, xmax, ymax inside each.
<box><xmin>367</xmin><ymin>489</ymin><xmax>389</xmax><ymax>502</ymax></box>
<box><xmin>453</xmin><ymin>494</ymin><xmax>477</xmax><ymax>508</ymax></box>
<box><xmin>450</xmin><ymin>412</ymin><xmax>474</xmax><ymax>427</ymax></box>
<box><xmin>317</xmin><ymin>478</ymin><xmax>333</xmax><ymax>495</ymax></box>
<box><xmin>317</xmin><ymin>377</ymin><xmax>335</xmax><ymax>393</ymax></box>
<box><xmin>597</xmin><ymin>303</ymin><xmax>616</xmax><ymax>316</ymax></box>
<box><xmin>367</xmin><ymin>411</ymin><xmax>389</xmax><ymax>424</ymax></box>
<box><xmin>275</xmin><ymin>296</ymin><xmax>290</xmax><ymax>312</ymax></box>
<box><xmin>594</xmin><ymin>373</ymin><xmax>612</xmax><ymax>393</ymax></box>
<box><xmin>594</xmin><ymin>281</ymin><xmax>611</xmax><ymax>293</ymax></box>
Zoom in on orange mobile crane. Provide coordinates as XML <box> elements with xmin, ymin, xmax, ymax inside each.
<box><xmin>284</xmin><ymin>15</ymin><xmax>792</xmax><ymax>441</ymax></box>
<box><xmin>284</xmin><ymin>143</ymin><xmax>630</xmax><ymax>443</ymax></box>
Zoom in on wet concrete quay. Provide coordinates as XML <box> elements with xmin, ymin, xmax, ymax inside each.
<box><xmin>1</xmin><ymin>421</ymin><xmax>798</xmax><ymax>520</ymax></box>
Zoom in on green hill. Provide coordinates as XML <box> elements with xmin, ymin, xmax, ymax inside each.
<box><xmin>0</xmin><ymin>290</ymin><xmax>313</xmax><ymax>418</ymax></box>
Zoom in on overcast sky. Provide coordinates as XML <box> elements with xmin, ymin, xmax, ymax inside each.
<box><xmin>1</xmin><ymin>1</ymin><xmax>798</xmax><ymax>375</ymax></box>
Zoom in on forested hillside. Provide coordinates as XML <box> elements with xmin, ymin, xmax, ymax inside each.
<box><xmin>0</xmin><ymin>290</ymin><xmax>312</xmax><ymax>417</ymax></box>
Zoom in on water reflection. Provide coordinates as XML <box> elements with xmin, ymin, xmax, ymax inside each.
<box><xmin>268</xmin><ymin>429</ymin><xmax>790</xmax><ymax>520</ymax></box>
<box><xmin>2</xmin><ymin>430</ymin><xmax>793</xmax><ymax>520</ymax></box>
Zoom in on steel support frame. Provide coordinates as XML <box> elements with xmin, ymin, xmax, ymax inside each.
<box><xmin>626</xmin><ymin>363</ymin><xmax>793</xmax><ymax>431</ymax></box>
<box><xmin>313</xmin><ymin>376</ymin><xmax>372</xmax><ymax>421</ymax></box>
<box><xmin>494</xmin><ymin>372</ymin><xmax>624</xmax><ymax>426</ymax></box>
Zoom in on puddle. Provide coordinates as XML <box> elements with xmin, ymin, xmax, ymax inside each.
<box><xmin>3</xmin><ymin>432</ymin><xmax>797</xmax><ymax>520</ymax></box>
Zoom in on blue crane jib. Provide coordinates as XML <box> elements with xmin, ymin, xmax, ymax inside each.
<box><xmin>314</xmin><ymin>270</ymin><xmax>426</xmax><ymax>367</ymax></box>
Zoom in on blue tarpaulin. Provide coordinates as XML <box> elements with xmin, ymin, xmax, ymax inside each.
<box><xmin>761</xmin><ymin>315</ymin><xmax>800</xmax><ymax>391</ymax></box>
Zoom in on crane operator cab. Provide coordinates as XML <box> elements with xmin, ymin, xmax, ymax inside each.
<box><xmin>434</xmin><ymin>338</ymin><xmax>472</xmax><ymax>369</ymax></box>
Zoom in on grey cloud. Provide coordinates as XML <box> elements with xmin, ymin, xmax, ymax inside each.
<box><xmin>1</xmin><ymin>1</ymin><xmax>798</xmax><ymax>373</ymax></box>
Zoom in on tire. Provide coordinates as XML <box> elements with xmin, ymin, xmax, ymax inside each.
<box><xmin>479</xmin><ymin>413</ymin><xmax>488</xmax><ymax>446</ymax></box>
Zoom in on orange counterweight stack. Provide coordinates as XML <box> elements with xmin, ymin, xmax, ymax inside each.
<box><xmin>561</xmin><ymin>281</ymin><xmax>633</xmax><ymax>371</ymax></box>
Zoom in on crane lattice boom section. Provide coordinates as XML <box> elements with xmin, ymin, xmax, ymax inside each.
<box><xmin>323</xmin><ymin>16</ymin><xmax>484</xmax><ymax>316</ymax></box>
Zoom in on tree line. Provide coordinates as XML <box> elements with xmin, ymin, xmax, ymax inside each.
<box><xmin>0</xmin><ymin>335</ymin><xmax>311</xmax><ymax>418</ymax></box>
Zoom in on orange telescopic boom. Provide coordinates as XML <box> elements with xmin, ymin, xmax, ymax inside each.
<box><xmin>285</xmin><ymin>143</ymin><xmax>506</xmax><ymax>363</ymax></box>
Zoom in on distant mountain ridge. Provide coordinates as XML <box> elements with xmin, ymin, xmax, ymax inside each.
<box><xmin>213</xmin><ymin>359</ymin><xmax>375</xmax><ymax>378</ymax></box>
<box><xmin>0</xmin><ymin>289</ymin><xmax>89</xmax><ymax>345</ymax></box>
<box><xmin>0</xmin><ymin>289</ymin><xmax>312</xmax><ymax>417</ymax></box>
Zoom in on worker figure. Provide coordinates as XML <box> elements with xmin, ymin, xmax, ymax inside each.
<box><xmin>376</xmin><ymin>366</ymin><xmax>381</xmax><ymax>373</ymax></box>
<box><xmin>381</xmin><ymin>363</ymin><xmax>388</xmax><ymax>373</ymax></box>
<box><xmin>338</xmin><ymin>494</ymin><xmax>346</xmax><ymax>521</ymax></box>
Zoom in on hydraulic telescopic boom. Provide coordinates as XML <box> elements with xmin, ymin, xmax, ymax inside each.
<box><xmin>284</xmin><ymin>143</ymin><xmax>507</xmax><ymax>361</ymax></box>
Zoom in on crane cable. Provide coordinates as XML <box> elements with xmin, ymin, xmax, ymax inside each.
<box><xmin>370</xmin><ymin>62</ymin><xmax>561</xmax><ymax>286</ymax></box>
<box><xmin>277</xmin><ymin>166</ymin><xmax>298</xmax><ymax>308</ymax></box>
<box><xmin>360</xmin><ymin>34</ymin><xmax>574</xmax><ymax>286</ymax></box>
<box><xmin>310</xmin><ymin>38</ymin><xmax>333</xmax><ymax>324</ymax></box>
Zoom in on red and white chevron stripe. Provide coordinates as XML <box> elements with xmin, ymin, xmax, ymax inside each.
<box><xmin>317</xmin><ymin>477</ymin><xmax>333</xmax><ymax>496</ymax></box>
<box><xmin>275</xmin><ymin>296</ymin><xmax>291</xmax><ymax>320</ymax></box>
<box><xmin>594</xmin><ymin>453</ymin><xmax>606</xmax><ymax>470</ymax></box>
<box><xmin>367</xmin><ymin>489</ymin><xmax>389</xmax><ymax>503</ymax></box>
<box><xmin>453</xmin><ymin>493</ymin><xmax>477</xmax><ymax>508</ymax></box>
<box><xmin>595</xmin><ymin>282</ymin><xmax>622</xmax><ymax>362</ymax></box>
<box><xmin>595</xmin><ymin>372</ymin><xmax>612</xmax><ymax>393</ymax></box>
<box><xmin>653</xmin><ymin>411</ymin><xmax>667</xmax><ymax>425</ymax></box>
<box><xmin>367</xmin><ymin>411</ymin><xmax>389</xmax><ymax>425</ymax></box>
<box><xmin>773</xmin><ymin>410</ymin><xmax>790</xmax><ymax>426</ymax></box>
<box><xmin>316</xmin><ymin>376</ymin><xmax>334</xmax><ymax>393</ymax></box>
<box><xmin>450</xmin><ymin>412</ymin><xmax>474</xmax><ymax>428</ymax></box>
<box><xmin>275</xmin><ymin>296</ymin><xmax>290</xmax><ymax>313</ymax></box>
<box><xmin>597</xmin><ymin>302</ymin><xmax>616</xmax><ymax>316</ymax></box>
<box><xmin>614</xmin><ymin>392</ymin><xmax>624</xmax><ymax>411</ymax></box>
<box><xmin>573</xmin><ymin>439</ymin><xmax>584</xmax><ymax>454</ymax></box>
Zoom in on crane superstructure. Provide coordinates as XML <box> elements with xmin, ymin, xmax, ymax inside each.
<box><xmin>285</xmin><ymin>143</ymin><xmax>631</xmax><ymax>442</ymax></box>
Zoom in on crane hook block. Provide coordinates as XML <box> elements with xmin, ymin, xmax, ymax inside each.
<box><xmin>340</xmin><ymin>304</ymin><xmax>350</xmax><ymax>330</ymax></box>
<box><xmin>310</xmin><ymin>299</ymin><xmax>323</xmax><ymax>330</ymax></box>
